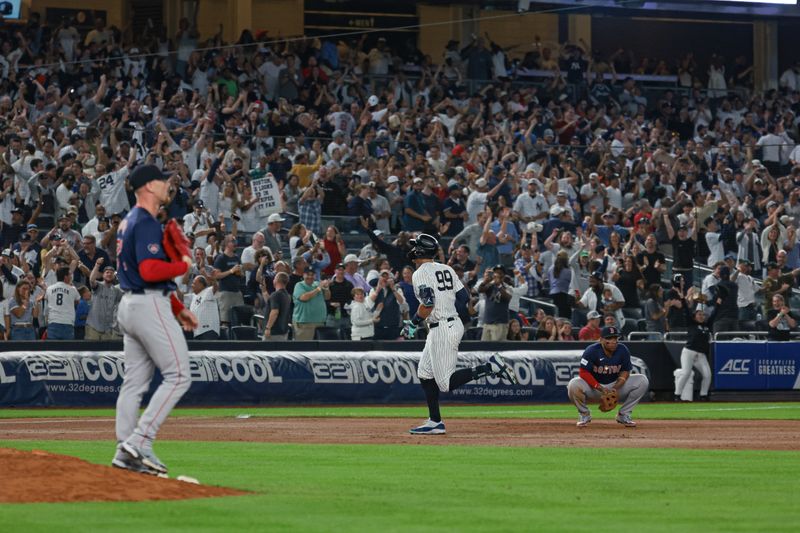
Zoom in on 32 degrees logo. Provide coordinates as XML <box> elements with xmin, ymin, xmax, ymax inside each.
<box><xmin>719</xmin><ymin>359</ymin><xmax>751</xmax><ymax>375</ymax></box>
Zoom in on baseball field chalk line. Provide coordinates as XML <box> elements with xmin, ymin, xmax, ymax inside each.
<box><xmin>0</xmin><ymin>418</ymin><xmax>117</xmax><ymax>424</ymax></box>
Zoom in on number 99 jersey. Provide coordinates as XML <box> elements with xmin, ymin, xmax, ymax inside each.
<box><xmin>412</xmin><ymin>262</ymin><xmax>463</xmax><ymax>322</ymax></box>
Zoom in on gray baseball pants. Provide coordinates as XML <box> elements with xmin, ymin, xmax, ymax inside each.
<box><xmin>567</xmin><ymin>374</ymin><xmax>649</xmax><ymax>417</ymax></box>
<box><xmin>115</xmin><ymin>292</ymin><xmax>191</xmax><ymax>450</ymax></box>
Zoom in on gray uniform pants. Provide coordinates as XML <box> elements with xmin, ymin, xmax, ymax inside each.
<box><xmin>115</xmin><ymin>292</ymin><xmax>191</xmax><ymax>449</ymax></box>
<box><xmin>567</xmin><ymin>374</ymin><xmax>649</xmax><ymax>417</ymax></box>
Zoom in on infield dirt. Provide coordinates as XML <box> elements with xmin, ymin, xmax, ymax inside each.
<box><xmin>2</xmin><ymin>416</ymin><xmax>799</xmax><ymax>451</ymax></box>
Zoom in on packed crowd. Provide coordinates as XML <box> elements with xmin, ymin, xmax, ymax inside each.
<box><xmin>0</xmin><ymin>13</ymin><xmax>799</xmax><ymax>342</ymax></box>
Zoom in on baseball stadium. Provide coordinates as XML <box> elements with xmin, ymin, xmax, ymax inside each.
<box><xmin>1</xmin><ymin>0</ymin><xmax>799</xmax><ymax>531</ymax></box>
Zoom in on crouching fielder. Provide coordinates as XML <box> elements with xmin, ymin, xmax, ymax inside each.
<box><xmin>567</xmin><ymin>326</ymin><xmax>649</xmax><ymax>428</ymax></box>
<box><xmin>402</xmin><ymin>234</ymin><xmax>517</xmax><ymax>435</ymax></box>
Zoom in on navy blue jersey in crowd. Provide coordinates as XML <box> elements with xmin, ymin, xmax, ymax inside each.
<box><xmin>117</xmin><ymin>207</ymin><xmax>175</xmax><ymax>292</ymax></box>
<box><xmin>580</xmin><ymin>342</ymin><xmax>633</xmax><ymax>384</ymax></box>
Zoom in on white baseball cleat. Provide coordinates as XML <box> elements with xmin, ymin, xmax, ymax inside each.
<box><xmin>576</xmin><ymin>414</ymin><xmax>592</xmax><ymax>428</ymax></box>
<box><xmin>409</xmin><ymin>419</ymin><xmax>446</xmax><ymax>435</ymax></box>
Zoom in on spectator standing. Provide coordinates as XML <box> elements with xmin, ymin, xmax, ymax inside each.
<box><xmin>635</xmin><ymin>235</ymin><xmax>666</xmax><ymax>287</ymax></box>
<box><xmin>261</xmin><ymin>213</ymin><xmax>285</xmax><ymax>258</ymax></box>
<box><xmin>762</xmin><ymin>262</ymin><xmax>799</xmax><ymax>316</ymax></box>
<box><xmin>479</xmin><ymin>266</ymin><xmax>512</xmax><ymax>341</ymax></box>
<box><xmin>350</xmin><ymin>287</ymin><xmax>381</xmax><ymax>340</ymax></box>
<box><xmin>343</xmin><ymin>254</ymin><xmax>370</xmax><ymax>292</ymax></box>
<box><xmin>548</xmin><ymin>251</ymin><xmax>573</xmax><ymax>318</ymax></box>
<box><xmin>767</xmin><ymin>294</ymin><xmax>797</xmax><ymax>341</ymax></box>
<box><xmin>403</xmin><ymin>178</ymin><xmax>429</xmax><ymax>231</ymax></box>
<box><xmin>5</xmin><ymin>279</ymin><xmax>40</xmax><ymax>340</ymax></box>
<box><xmin>74</xmin><ymin>286</ymin><xmax>91</xmax><ymax>340</ymax></box>
<box><xmin>292</xmin><ymin>268</ymin><xmax>330</xmax><ymax>340</ymax></box>
<box><xmin>189</xmin><ymin>275</ymin><xmax>220</xmax><ymax>340</ymax></box>
<box><xmin>731</xmin><ymin>259</ymin><xmax>760</xmax><ymax>321</ymax></box>
<box><xmin>212</xmin><ymin>235</ymin><xmax>245</xmax><ymax>327</ymax></box>
<box><xmin>85</xmin><ymin>262</ymin><xmax>123</xmax><ymax>340</ymax></box>
<box><xmin>491</xmin><ymin>207</ymin><xmax>519</xmax><ymax>267</ymax></box>
<box><xmin>45</xmin><ymin>267</ymin><xmax>80</xmax><ymax>340</ymax></box>
<box><xmin>322</xmin><ymin>226</ymin><xmax>346</xmax><ymax>278</ymax></box>
<box><xmin>241</xmin><ymin>232</ymin><xmax>270</xmax><ymax>286</ymax></box>
<box><xmin>442</xmin><ymin>184</ymin><xmax>467</xmax><ymax>236</ymax></box>
<box><xmin>369</xmin><ymin>270</ymin><xmax>405</xmax><ymax>340</ymax></box>
<box><xmin>712</xmin><ymin>266</ymin><xmax>740</xmax><ymax>334</ymax></box>
<box><xmin>299</xmin><ymin>183</ymin><xmax>324</xmax><ymax>237</ymax></box>
<box><xmin>644</xmin><ymin>284</ymin><xmax>669</xmax><ymax>335</ymax></box>
<box><xmin>327</xmin><ymin>263</ymin><xmax>354</xmax><ymax>325</ymax></box>
<box><xmin>263</xmin><ymin>272</ymin><xmax>292</xmax><ymax>340</ymax></box>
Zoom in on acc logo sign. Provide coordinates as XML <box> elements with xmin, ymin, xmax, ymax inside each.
<box><xmin>719</xmin><ymin>359</ymin><xmax>751</xmax><ymax>374</ymax></box>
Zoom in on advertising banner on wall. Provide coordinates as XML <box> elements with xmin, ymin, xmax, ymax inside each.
<box><xmin>0</xmin><ymin>350</ymin><xmax>649</xmax><ymax>407</ymax></box>
<box><xmin>714</xmin><ymin>342</ymin><xmax>800</xmax><ymax>390</ymax></box>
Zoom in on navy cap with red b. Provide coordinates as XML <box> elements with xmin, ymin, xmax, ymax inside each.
<box><xmin>601</xmin><ymin>326</ymin><xmax>620</xmax><ymax>339</ymax></box>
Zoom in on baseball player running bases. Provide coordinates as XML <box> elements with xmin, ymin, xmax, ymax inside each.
<box><xmin>112</xmin><ymin>165</ymin><xmax>198</xmax><ymax>475</ymax></box>
<box><xmin>402</xmin><ymin>234</ymin><xmax>517</xmax><ymax>435</ymax></box>
<box><xmin>567</xmin><ymin>326</ymin><xmax>649</xmax><ymax>427</ymax></box>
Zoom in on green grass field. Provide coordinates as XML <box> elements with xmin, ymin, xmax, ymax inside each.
<box><xmin>2</xmin><ymin>404</ymin><xmax>799</xmax><ymax>532</ymax></box>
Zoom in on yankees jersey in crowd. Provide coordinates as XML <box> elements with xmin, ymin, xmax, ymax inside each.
<box><xmin>46</xmin><ymin>281</ymin><xmax>80</xmax><ymax>326</ymax></box>
<box><xmin>412</xmin><ymin>262</ymin><xmax>463</xmax><ymax>322</ymax></box>
<box><xmin>190</xmin><ymin>286</ymin><xmax>220</xmax><ymax>337</ymax></box>
<box><xmin>94</xmin><ymin>166</ymin><xmax>131</xmax><ymax>216</ymax></box>
<box><xmin>580</xmin><ymin>342</ymin><xmax>633</xmax><ymax>385</ymax></box>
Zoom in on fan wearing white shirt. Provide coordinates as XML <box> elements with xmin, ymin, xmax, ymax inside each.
<box><xmin>93</xmin><ymin>147</ymin><xmax>136</xmax><ymax>217</ymax></box>
<box><xmin>704</xmin><ymin>216</ymin><xmax>725</xmax><ymax>267</ymax></box>
<box><xmin>45</xmin><ymin>267</ymin><xmax>80</xmax><ymax>340</ymax></box>
<box><xmin>189</xmin><ymin>275</ymin><xmax>220</xmax><ymax>340</ymax></box>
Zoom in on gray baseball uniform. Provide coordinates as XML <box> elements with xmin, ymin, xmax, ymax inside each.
<box><xmin>115</xmin><ymin>206</ymin><xmax>191</xmax><ymax>454</ymax></box>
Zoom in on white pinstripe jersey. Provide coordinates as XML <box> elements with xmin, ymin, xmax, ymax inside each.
<box><xmin>412</xmin><ymin>261</ymin><xmax>464</xmax><ymax>323</ymax></box>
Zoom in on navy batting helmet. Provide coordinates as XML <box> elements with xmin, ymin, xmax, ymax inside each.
<box><xmin>407</xmin><ymin>233</ymin><xmax>439</xmax><ymax>260</ymax></box>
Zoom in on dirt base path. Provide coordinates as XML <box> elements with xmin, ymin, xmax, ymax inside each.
<box><xmin>2</xmin><ymin>417</ymin><xmax>799</xmax><ymax>451</ymax></box>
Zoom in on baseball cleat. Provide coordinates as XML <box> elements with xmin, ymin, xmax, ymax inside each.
<box><xmin>409</xmin><ymin>419</ymin><xmax>446</xmax><ymax>435</ymax></box>
<box><xmin>112</xmin><ymin>446</ymin><xmax>160</xmax><ymax>475</ymax></box>
<box><xmin>487</xmin><ymin>353</ymin><xmax>518</xmax><ymax>384</ymax></box>
<box><xmin>122</xmin><ymin>442</ymin><xmax>168</xmax><ymax>474</ymax></box>
<box><xmin>576</xmin><ymin>414</ymin><xmax>592</xmax><ymax>428</ymax></box>
<box><xmin>616</xmin><ymin>414</ymin><xmax>637</xmax><ymax>427</ymax></box>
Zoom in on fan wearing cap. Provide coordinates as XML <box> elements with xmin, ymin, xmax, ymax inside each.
<box><xmin>567</xmin><ymin>326</ymin><xmax>649</xmax><ymax>428</ymax></box>
<box><xmin>85</xmin><ymin>259</ymin><xmax>123</xmax><ymax>341</ymax></box>
<box><xmin>579</xmin><ymin>310</ymin><xmax>602</xmax><ymax>341</ymax></box>
<box><xmin>183</xmin><ymin>198</ymin><xmax>215</xmax><ymax>250</ymax></box>
<box><xmin>112</xmin><ymin>164</ymin><xmax>198</xmax><ymax>476</ymax></box>
<box><xmin>0</xmin><ymin>207</ymin><xmax>27</xmax><ymax>247</ymax></box>
<box><xmin>402</xmin><ymin>177</ymin><xmax>430</xmax><ymax>232</ymax></box>
<box><xmin>466</xmin><ymin>175</ymin><xmax>506</xmax><ymax>225</ymax></box>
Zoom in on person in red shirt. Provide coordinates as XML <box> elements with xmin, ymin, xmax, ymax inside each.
<box><xmin>579</xmin><ymin>310</ymin><xmax>602</xmax><ymax>341</ymax></box>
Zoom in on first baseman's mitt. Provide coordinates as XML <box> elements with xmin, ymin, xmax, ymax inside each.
<box><xmin>598</xmin><ymin>388</ymin><xmax>619</xmax><ymax>412</ymax></box>
<box><xmin>163</xmin><ymin>219</ymin><xmax>191</xmax><ymax>262</ymax></box>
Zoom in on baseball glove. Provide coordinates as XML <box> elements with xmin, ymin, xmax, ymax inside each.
<box><xmin>162</xmin><ymin>219</ymin><xmax>191</xmax><ymax>262</ymax></box>
<box><xmin>598</xmin><ymin>388</ymin><xmax>619</xmax><ymax>412</ymax></box>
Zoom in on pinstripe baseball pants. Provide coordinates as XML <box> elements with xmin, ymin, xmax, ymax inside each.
<box><xmin>417</xmin><ymin>319</ymin><xmax>464</xmax><ymax>392</ymax></box>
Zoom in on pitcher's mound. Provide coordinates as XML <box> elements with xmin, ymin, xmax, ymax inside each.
<box><xmin>0</xmin><ymin>447</ymin><xmax>247</xmax><ymax>503</ymax></box>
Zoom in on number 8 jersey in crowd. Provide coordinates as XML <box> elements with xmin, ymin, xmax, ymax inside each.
<box><xmin>412</xmin><ymin>262</ymin><xmax>463</xmax><ymax>322</ymax></box>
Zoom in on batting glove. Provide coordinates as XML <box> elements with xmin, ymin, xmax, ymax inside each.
<box><xmin>401</xmin><ymin>320</ymin><xmax>418</xmax><ymax>339</ymax></box>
